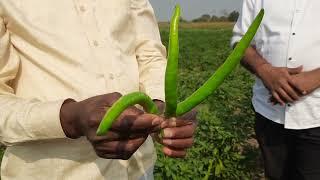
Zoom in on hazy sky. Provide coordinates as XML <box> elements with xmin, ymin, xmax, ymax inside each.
<box><xmin>149</xmin><ymin>0</ymin><xmax>242</xmax><ymax>21</ymax></box>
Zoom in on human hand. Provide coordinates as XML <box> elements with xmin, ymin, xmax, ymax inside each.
<box><xmin>290</xmin><ymin>70</ymin><xmax>320</xmax><ymax>95</ymax></box>
<box><xmin>60</xmin><ymin>93</ymin><xmax>162</xmax><ymax>160</ymax></box>
<box><xmin>256</xmin><ymin>64</ymin><xmax>303</xmax><ymax>106</ymax></box>
<box><xmin>153</xmin><ymin>100</ymin><xmax>197</xmax><ymax>158</ymax></box>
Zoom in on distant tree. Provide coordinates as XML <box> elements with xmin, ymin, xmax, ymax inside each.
<box><xmin>192</xmin><ymin>18</ymin><xmax>201</xmax><ymax>23</ymax></box>
<box><xmin>192</xmin><ymin>14</ymin><xmax>211</xmax><ymax>22</ymax></box>
<box><xmin>180</xmin><ymin>17</ymin><xmax>188</xmax><ymax>23</ymax></box>
<box><xmin>192</xmin><ymin>11</ymin><xmax>239</xmax><ymax>23</ymax></box>
<box><xmin>210</xmin><ymin>15</ymin><xmax>219</xmax><ymax>22</ymax></box>
<box><xmin>228</xmin><ymin>11</ymin><xmax>240</xmax><ymax>22</ymax></box>
<box><xmin>200</xmin><ymin>14</ymin><xmax>211</xmax><ymax>22</ymax></box>
<box><xmin>218</xmin><ymin>16</ymin><xmax>228</xmax><ymax>22</ymax></box>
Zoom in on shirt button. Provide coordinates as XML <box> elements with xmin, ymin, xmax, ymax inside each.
<box><xmin>93</xmin><ymin>40</ymin><xmax>99</xmax><ymax>47</ymax></box>
<box><xmin>109</xmin><ymin>74</ymin><xmax>114</xmax><ymax>80</ymax></box>
<box><xmin>80</xmin><ymin>5</ymin><xmax>86</xmax><ymax>12</ymax></box>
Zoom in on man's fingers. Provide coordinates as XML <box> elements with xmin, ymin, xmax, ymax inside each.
<box><xmin>162</xmin><ymin>147</ymin><xmax>187</xmax><ymax>158</ymax></box>
<box><xmin>112</xmin><ymin>113</ymin><xmax>162</xmax><ymax>133</ymax></box>
<box><xmin>162</xmin><ymin>124</ymin><xmax>195</xmax><ymax>139</ymax></box>
<box><xmin>161</xmin><ymin>118</ymin><xmax>193</xmax><ymax>128</ymax></box>
<box><xmin>94</xmin><ymin>137</ymin><xmax>146</xmax><ymax>160</ymax></box>
<box><xmin>162</xmin><ymin>138</ymin><xmax>194</xmax><ymax>149</ymax></box>
<box><xmin>282</xmin><ymin>83</ymin><xmax>300</xmax><ymax>101</ymax></box>
<box><xmin>277</xmin><ymin>88</ymin><xmax>294</xmax><ymax>103</ymax></box>
<box><xmin>88</xmin><ymin>130</ymin><xmax>147</xmax><ymax>144</ymax></box>
<box><xmin>288</xmin><ymin>78</ymin><xmax>307</xmax><ymax>95</ymax></box>
<box><xmin>287</xmin><ymin>66</ymin><xmax>303</xmax><ymax>75</ymax></box>
<box><xmin>272</xmin><ymin>92</ymin><xmax>285</xmax><ymax>106</ymax></box>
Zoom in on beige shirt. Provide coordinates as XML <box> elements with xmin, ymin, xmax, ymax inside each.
<box><xmin>0</xmin><ymin>0</ymin><xmax>166</xmax><ymax>179</ymax></box>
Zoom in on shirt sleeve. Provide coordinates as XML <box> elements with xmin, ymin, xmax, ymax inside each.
<box><xmin>231</xmin><ymin>0</ymin><xmax>256</xmax><ymax>47</ymax></box>
<box><xmin>0</xmin><ymin>14</ymin><xmax>66</xmax><ymax>146</ymax></box>
<box><xmin>130</xmin><ymin>0</ymin><xmax>167</xmax><ymax>102</ymax></box>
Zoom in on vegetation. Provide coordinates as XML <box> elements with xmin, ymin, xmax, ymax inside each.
<box><xmin>192</xmin><ymin>11</ymin><xmax>240</xmax><ymax>23</ymax></box>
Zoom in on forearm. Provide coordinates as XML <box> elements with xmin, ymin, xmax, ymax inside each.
<box><xmin>241</xmin><ymin>46</ymin><xmax>271</xmax><ymax>77</ymax></box>
<box><xmin>0</xmin><ymin>95</ymin><xmax>67</xmax><ymax>146</ymax></box>
<box><xmin>310</xmin><ymin>68</ymin><xmax>320</xmax><ymax>89</ymax></box>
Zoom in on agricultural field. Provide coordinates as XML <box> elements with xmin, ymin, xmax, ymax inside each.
<box><xmin>154</xmin><ymin>22</ymin><xmax>263</xmax><ymax>179</ymax></box>
<box><xmin>0</xmin><ymin>23</ymin><xmax>263</xmax><ymax>179</ymax></box>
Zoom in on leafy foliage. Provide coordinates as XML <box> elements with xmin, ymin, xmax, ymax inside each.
<box><xmin>228</xmin><ymin>11</ymin><xmax>240</xmax><ymax>22</ymax></box>
<box><xmin>154</xmin><ymin>27</ymin><xmax>261</xmax><ymax>179</ymax></box>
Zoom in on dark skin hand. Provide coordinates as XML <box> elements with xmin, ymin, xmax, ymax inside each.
<box><xmin>60</xmin><ymin>93</ymin><xmax>197</xmax><ymax>160</ymax></box>
<box><xmin>242</xmin><ymin>46</ymin><xmax>304</xmax><ymax>106</ymax></box>
<box><xmin>60</xmin><ymin>93</ymin><xmax>162</xmax><ymax>160</ymax></box>
<box><xmin>153</xmin><ymin>100</ymin><xmax>197</xmax><ymax>158</ymax></box>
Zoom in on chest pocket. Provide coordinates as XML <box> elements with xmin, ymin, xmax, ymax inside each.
<box><xmin>261</xmin><ymin>0</ymin><xmax>294</xmax><ymax>38</ymax></box>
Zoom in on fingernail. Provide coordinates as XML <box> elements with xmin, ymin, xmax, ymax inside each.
<box><xmin>163</xmin><ymin>139</ymin><xmax>172</xmax><ymax>145</ymax></box>
<box><xmin>163</xmin><ymin>129</ymin><xmax>172</xmax><ymax>138</ymax></box>
<box><xmin>169</xmin><ymin>120</ymin><xmax>177</xmax><ymax>127</ymax></box>
<box><xmin>169</xmin><ymin>117</ymin><xmax>177</xmax><ymax>121</ymax></box>
<box><xmin>160</xmin><ymin>121</ymin><xmax>168</xmax><ymax>129</ymax></box>
<box><xmin>152</xmin><ymin>118</ymin><xmax>161</xmax><ymax>126</ymax></box>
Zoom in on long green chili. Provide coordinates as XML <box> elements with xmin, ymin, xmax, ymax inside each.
<box><xmin>96</xmin><ymin>92</ymin><xmax>159</xmax><ymax>136</ymax></box>
<box><xmin>165</xmin><ymin>5</ymin><xmax>181</xmax><ymax>117</ymax></box>
<box><xmin>96</xmin><ymin>7</ymin><xmax>264</xmax><ymax>136</ymax></box>
<box><xmin>176</xmin><ymin>9</ymin><xmax>264</xmax><ymax>117</ymax></box>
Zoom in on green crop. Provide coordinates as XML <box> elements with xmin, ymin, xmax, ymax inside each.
<box><xmin>96</xmin><ymin>5</ymin><xmax>264</xmax><ymax>136</ymax></box>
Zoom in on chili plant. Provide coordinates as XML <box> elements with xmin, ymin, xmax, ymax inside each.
<box><xmin>96</xmin><ymin>5</ymin><xmax>264</xmax><ymax>136</ymax></box>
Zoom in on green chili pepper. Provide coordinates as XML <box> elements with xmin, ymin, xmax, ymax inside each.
<box><xmin>165</xmin><ymin>5</ymin><xmax>181</xmax><ymax>117</ymax></box>
<box><xmin>96</xmin><ymin>92</ymin><xmax>159</xmax><ymax>136</ymax></box>
<box><xmin>176</xmin><ymin>9</ymin><xmax>264</xmax><ymax>117</ymax></box>
<box><xmin>96</xmin><ymin>7</ymin><xmax>264</xmax><ymax>136</ymax></box>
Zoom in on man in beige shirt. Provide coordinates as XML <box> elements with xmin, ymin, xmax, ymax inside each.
<box><xmin>0</xmin><ymin>0</ymin><xmax>197</xmax><ymax>179</ymax></box>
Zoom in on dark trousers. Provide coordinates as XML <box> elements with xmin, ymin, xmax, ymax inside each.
<box><xmin>255</xmin><ymin>113</ymin><xmax>320</xmax><ymax>180</ymax></box>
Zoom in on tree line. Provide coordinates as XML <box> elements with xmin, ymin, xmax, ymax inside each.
<box><xmin>184</xmin><ymin>11</ymin><xmax>240</xmax><ymax>23</ymax></box>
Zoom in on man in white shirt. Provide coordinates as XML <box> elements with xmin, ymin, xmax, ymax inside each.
<box><xmin>232</xmin><ymin>0</ymin><xmax>320</xmax><ymax>179</ymax></box>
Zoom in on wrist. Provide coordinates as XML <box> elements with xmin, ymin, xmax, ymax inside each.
<box><xmin>255</xmin><ymin>63</ymin><xmax>272</xmax><ymax>79</ymax></box>
<box><xmin>312</xmin><ymin>68</ymin><xmax>320</xmax><ymax>89</ymax></box>
<box><xmin>60</xmin><ymin>99</ymin><xmax>81</xmax><ymax>139</ymax></box>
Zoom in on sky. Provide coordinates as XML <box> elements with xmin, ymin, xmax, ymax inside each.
<box><xmin>149</xmin><ymin>0</ymin><xmax>242</xmax><ymax>21</ymax></box>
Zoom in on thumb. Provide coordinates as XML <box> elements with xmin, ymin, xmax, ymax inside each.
<box><xmin>287</xmin><ymin>66</ymin><xmax>303</xmax><ymax>75</ymax></box>
<box><xmin>112</xmin><ymin>114</ymin><xmax>163</xmax><ymax>133</ymax></box>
